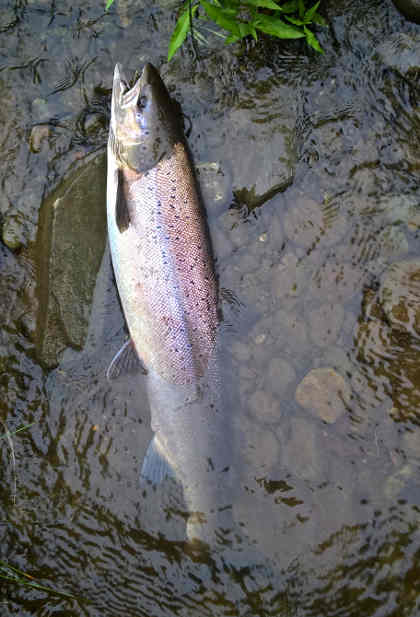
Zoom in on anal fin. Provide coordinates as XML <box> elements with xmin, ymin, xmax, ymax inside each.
<box><xmin>141</xmin><ymin>437</ymin><xmax>176</xmax><ymax>486</ymax></box>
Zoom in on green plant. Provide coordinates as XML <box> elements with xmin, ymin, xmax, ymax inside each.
<box><xmin>105</xmin><ymin>0</ymin><xmax>326</xmax><ymax>61</ymax></box>
<box><xmin>0</xmin><ymin>422</ymin><xmax>77</xmax><ymax>601</ymax></box>
<box><xmin>0</xmin><ymin>560</ymin><xmax>76</xmax><ymax>599</ymax></box>
<box><xmin>168</xmin><ymin>0</ymin><xmax>326</xmax><ymax>60</ymax></box>
<box><xmin>0</xmin><ymin>423</ymin><xmax>34</xmax><ymax>440</ymax></box>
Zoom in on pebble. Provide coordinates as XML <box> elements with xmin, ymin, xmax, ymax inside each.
<box><xmin>265</xmin><ymin>357</ymin><xmax>297</xmax><ymax>396</ymax></box>
<box><xmin>2</xmin><ymin>214</ymin><xmax>26</xmax><ymax>250</ymax></box>
<box><xmin>307</xmin><ymin>303</ymin><xmax>345</xmax><ymax>347</ymax></box>
<box><xmin>196</xmin><ymin>162</ymin><xmax>231</xmax><ymax>213</ymax></box>
<box><xmin>271</xmin><ymin>252</ymin><xmax>310</xmax><ymax>300</ymax></box>
<box><xmin>295</xmin><ymin>367</ymin><xmax>352</xmax><ymax>423</ymax></box>
<box><xmin>231</xmin><ymin>340</ymin><xmax>252</xmax><ymax>363</ymax></box>
<box><xmin>384</xmin><ymin>464</ymin><xmax>413</xmax><ymax>501</ymax></box>
<box><xmin>282</xmin><ymin>417</ymin><xmax>325</xmax><ymax>482</ymax></box>
<box><xmin>236</xmin><ymin>414</ymin><xmax>280</xmax><ymax>471</ymax></box>
<box><xmin>309</xmin><ymin>260</ymin><xmax>365</xmax><ymax>303</ymax></box>
<box><xmin>284</xmin><ymin>196</ymin><xmax>347</xmax><ymax>250</ymax></box>
<box><xmin>274</xmin><ymin>309</ymin><xmax>308</xmax><ymax>352</ymax></box>
<box><xmin>219</xmin><ymin>209</ymin><xmax>250</xmax><ymax>248</ymax></box>
<box><xmin>248</xmin><ymin>389</ymin><xmax>282</xmax><ymax>425</ymax></box>
<box><xmin>29</xmin><ymin>124</ymin><xmax>50</xmax><ymax>153</ymax></box>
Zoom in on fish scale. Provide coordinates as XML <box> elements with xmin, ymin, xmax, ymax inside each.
<box><xmin>111</xmin><ymin>141</ymin><xmax>218</xmax><ymax>384</ymax></box>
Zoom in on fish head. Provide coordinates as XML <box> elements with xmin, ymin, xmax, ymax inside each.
<box><xmin>110</xmin><ymin>62</ymin><xmax>183</xmax><ymax>173</ymax></box>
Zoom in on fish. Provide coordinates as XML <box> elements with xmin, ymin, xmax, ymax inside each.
<box><xmin>106</xmin><ymin>63</ymin><xmax>234</xmax><ymax>545</ymax></box>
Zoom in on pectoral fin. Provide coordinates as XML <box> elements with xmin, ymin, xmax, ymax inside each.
<box><xmin>115</xmin><ymin>168</ymin><xmax>131</xmax><ymax>233</ymax></box>
<box><xmin>106</xmin><ymin>338</ymin><xmax>147</xmax><ymax>381</ymax></box>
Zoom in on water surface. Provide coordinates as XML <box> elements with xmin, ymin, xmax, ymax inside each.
<box><xmin>2</xmin><ymin>0</ymin><xmax>420</xmax><ymax>615</ymax></box>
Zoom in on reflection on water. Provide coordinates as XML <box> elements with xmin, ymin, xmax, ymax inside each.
<box><xmin>2</xmin><ymin>0</ymin><xmax>420</xmax><ymax>614</ymax></box>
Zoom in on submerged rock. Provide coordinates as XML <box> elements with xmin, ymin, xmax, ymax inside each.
<box><xmin>248</xmin><ymin>389</ymin><xmax>282</xmax><ymax>425</ymax></box>
<box><xmin>29</xmin><ymin>124</ymin><xmax>50</xmax><ymax>153</ymax></box>
<box><xmin>284</xmin><ymin>196</ymin><xmax>347</xmax><ymax>250</ymax></box>
<box><xmin>271</xmin><ymin>252</ymin><xmax>311</xmax><ymax>301</ymax></box>
<box><xmin>223</xmin><ymin>81</ymin><xmax>296</xmax><ymax>208</ymax></box>
<box><xmin>265</xmin><ymin>357</ymin><xmax>296</xmax><ymax>397</ymax></box>
<box><xmin>283</xmin><ymin>417</ymin><xmax>325</xmax><ymax>482</ymax></box>
<box><xmin>196</xmin><ymin>162</ymin><xmax>231</xmax><ymax>214</ymax></box>
<box><xmin>375</xmin><ymin>32</ymin><xmax>420</xmax><ymax>73</ymax></box>
<box><xmin>2</xmin><ymin>213</ymin><xmax>26</xmax><ymax>251</ymax></box>
<box><xmin>307</xmin><ymin>303</ymin><xmax>345</xmax><ymax>348</ymax></box>
<box><xmin>296</xmin><ymin>367</ymin><xmax>352</xmax><ymax>424</ymax></box>
<box><xmin>391</xmin><ymin>0</ymin><xmax>420</xmax><ymax>24</ymax></box>
<box><xmin>379</xmin><ymin>258</ymin><xmax>420</xmax><ymax>338</ymax></box>
<box><xmin>352</xmin><ymin>286</ymin><xmax>420</xmax><ymax>424</ymax></box>
<box><xmin>309</xmin><ymin>260</ymin><xmax>365</xmax><ymax>303</ymax></box>
<box><xmin>384</xmin><ymin>464</ymin><xmax>414</xmax><ymax>500</ymax></box>
<box><xmin>235</xmin><ymin>413</ymin><xmax>280</xmax><ymax>472</ymax></box>
<box><xmin>380</xmin><ymin>192</ymin><xmax>420</xmax><ymax>231</ymax></box>
<box><xmin>35</xmin><ymin>152</ymin><xmax>107</xmax><ymax>367</ymax></box>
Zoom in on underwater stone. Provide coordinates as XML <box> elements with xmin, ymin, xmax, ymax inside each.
<box><xmin>265</xmin><ymin>357</ymin><xmax>296</xmax><ymax>397</ymax></box>
<box><xmin>375</xmin><ymin>32</ymin><xmax>420</xmax><ymax>74</ymax></box>
<box><xmin>379</xmin><ymin>258</ymin><xmax>420</xmax><ymax>338</ymax></box>
<box><xmin>296</xmin><ymin>367</ymin><xmax>352</xmax><ymax>424</ymax></box>
<box><xmin>34</xmin><ymin>152</ymin><xmax>107</xmax><ymax>367</ymax></box>
<box><xmin>29</xmin><ymin>124</ymin><xmax>50</xmax><ymax>153</ymax></box>
<box><xmin>391</xmin><ymin>0</ymin><xmax>420</xmax><ymax>24</ymax></box>
<box><xmin>2</xmin><ymin>213</ymin><xmax>26</xmax><ymax>251</ymax></box>
<box><xmin>284</xmin><ymin>196</ymin><xmax>347</xmax><ymax>250</ymax></box>
<box><xmin>307</xmin><ymin>302</ymin><xmax>345</xmax><ymax>348</ymax></box>
<box><xmin>384</xmin><ymin>464</ymin><xmax>413</xmax><ymax>501</ymax></box>
<box><xmin>235</xmin><ymin>413</ymin><xmax>280</xmax><ymax>471</ymax></box>
<box><xmin>196</xmin><ymin>162</ymin><xmax>231</xmax><ymax>214</ymax></box>
<box><xmin>283</xmin><ymin>417</ymin><xmax>325</xmax><ymax>483</ymax></box>
<box><xmin>248</xmin><ymin>389</ymin><xmax>282</xmax><ymax>425</ymax></box>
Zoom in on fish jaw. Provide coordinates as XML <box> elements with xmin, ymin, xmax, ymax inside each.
<box><xmin>110</xmin><ymin>62</ymin><xmax>183</xmax><ymax>173</ymax></box>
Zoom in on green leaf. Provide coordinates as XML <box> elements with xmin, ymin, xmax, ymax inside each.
<box><xmin>238</xmin><ymin>21</ymin><xmax>257</xmax><ymax>37</ymax></box>
<box><xmin>0</xmin><ymin>423</ymin><xmax>34</xmax><ymax>439</ymax></box>
<box><xmin>298</xmin><ymin>0</ymin><xmax>305</xmax><ymax>18</ymax></box>
<box><xmin>168</xmin><ymin>2</ymin><xmax>199</xmax><ymax>61</ymax></box>
<box><xmin>224</xmin><ymin>21</ymin><xmax>258</xmax><ymax>43</ymax></box>
<box><xmin>242</xmin><ymin>0</ymin><xmax>283</xmax><ymax>10</ymax></box>
<box><xmin>254</xmin><ymin>14</ymin><xmax>305</xmax><ymax>38</ymax></box>
<box><xmin>312</xmin><ymin>12</ymin><xmax>327</xmax><ymax>26</ymax></box>
<box><xmin>304</xmin><ymin>0</ymin><xmax>320</xmax><ymax>22</ymax></box>
<box><xmin>284</xmin><ymin>15</ymin><xmax>304</xmax><ymax>25</ymax></box>
<box><xmin>225</xmin><ymin>34</ymin><xmax>242</xmax><ymax>43</ymax></box>
<box><xmin>225</xmin><ymin>33</ymin><xmax>241</xmax><ymax>43</ymax></box>
<box><xmin>304</xmin><ymin>25</ymin><xmax>323</xmax><ymax>52</ymax></box>
<box><xmin>279</xmin><ymin>0</ymin><xmax>298</xmax><ymax>11</ymax></box>
<box><xmin>200</xmin><ymin>0</ymin><xmax>240</xmax><ymax>35</ymax></box>
<box><xmin>105</xmin><ymin>0</ymin><xmax>114</xmax><ymax>10</ymax></box>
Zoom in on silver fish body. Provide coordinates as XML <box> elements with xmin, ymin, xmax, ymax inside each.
<box><xmin>107</xmin><ymin>63</ymin><xmax>234</xmax><ymax>543</ymax></box>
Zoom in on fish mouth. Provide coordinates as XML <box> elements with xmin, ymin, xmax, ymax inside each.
<box><xmin>113</xmin><ymin>62</ymin><xmax>158</xmax><ymax>108</ymax></box>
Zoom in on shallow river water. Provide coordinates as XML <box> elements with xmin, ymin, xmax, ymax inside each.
<box><xmin>2</xmin><ymin>0</ymin><xmax>420</xmax><ymax>615</ymax></box>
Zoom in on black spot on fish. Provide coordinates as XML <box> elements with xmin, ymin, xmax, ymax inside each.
<box><xmin>116</xmin><ymin>169</ymin><xmax>130</xmax><ymax>233</ymax></box>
